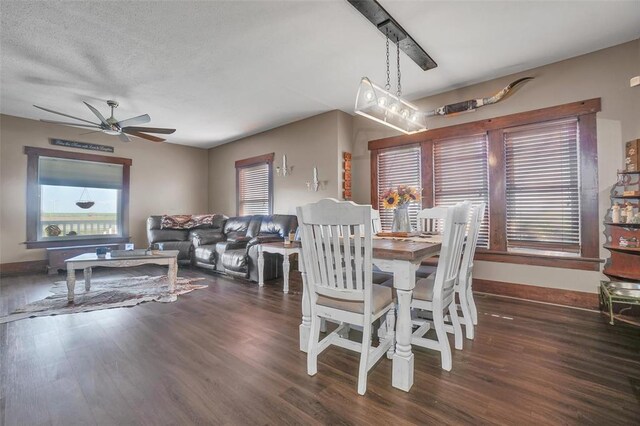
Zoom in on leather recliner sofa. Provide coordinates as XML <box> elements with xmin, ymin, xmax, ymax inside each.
<box><xmin>147</xmin><ymin>214</ymin><xmax>298</xmax><ymax>282</ymax></box>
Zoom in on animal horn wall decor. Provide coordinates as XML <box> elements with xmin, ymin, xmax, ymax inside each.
<box><xmin>425</xmin><ymin>77</ymin><xmax>534</xmax><ymax>117</ymax></box>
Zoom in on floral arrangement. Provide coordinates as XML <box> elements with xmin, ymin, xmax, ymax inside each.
<box><xmin>382</xmin><ymin>185</ymin><xmax>420</xmax><ymax>209</ymax></box>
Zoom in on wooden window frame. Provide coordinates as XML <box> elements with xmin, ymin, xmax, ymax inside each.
<box><xmin>369</xmin><ymin>98</ymin><xmax>602</xmax><ymax>271</ymax></box>
<box><xmin>235</xmin><ymin>152</ymin><xmax>274</xmax><ymax>216</ymax></box>
<box><xmin>24</xmin><ymin>146</ymin><xmax>132</xmax><ymax>249</ymax></box>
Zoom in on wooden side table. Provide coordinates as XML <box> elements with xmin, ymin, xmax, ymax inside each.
<box><xmin>257</xmin><ymin>241</ymin><xmax>300</xmax><ymax>294</ymax></box>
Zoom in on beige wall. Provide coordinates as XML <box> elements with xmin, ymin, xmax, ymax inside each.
<box><xmin>208</xmin><ymin>110</ymin><xmax>346</xmax><ymax>216</ymax></box>
<box><xmin>351</xmin><ymin>39</ymin><xmax>640</xmax><ymax>294</ymax></box>
<box><xmin>0</xmin><ymin>114</ymin><xmax>209</xmax><ymax>264</ymax></box>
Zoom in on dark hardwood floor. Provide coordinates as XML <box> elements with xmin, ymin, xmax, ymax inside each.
<box><xmin>1</xmin><ymin>266</ymin><xmax>639</xmax><ymax>425</ymax></box>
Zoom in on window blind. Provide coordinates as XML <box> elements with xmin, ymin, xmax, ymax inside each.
<box><xmin>504</xmin><ymin>118</ymin><xmax>580</xmax><ymax>254</ymax></box>
<box><xmin>376</xmin><ymin>145</ymin><xmax>422</xmax><ymax>230</ymax></box>
<box><xmin>433</xmin><ymin>134</ymin><xmax>490</xmax><ymax>247</ymax></box>
<box><xmin>238</xmin><ymin>163</ymin><xmax>272</xmax><ymax>216</ymax></box>
<box><xmin>39</xmin><ymin>157</ymin><xmax>123</xmax><ymax>189</ymax></box>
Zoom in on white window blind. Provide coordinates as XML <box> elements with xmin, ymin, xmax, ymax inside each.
<box><xmin>238</xmin><ymin>163</ymin><xmax>272</xmax><ymax>216</ymax></box>
<box><xmin>433</xmin><ymin>134</ymin><xmax>490</xmax><ymax>247</ymax></box>
<box><xmin>504</xmin><ymin>118</ymin><xmax>580</xmax><ymax>254</ymax></box>
<box><xmin>376</xmin><ymin>145</ymin><xmax>422</xmax><ymax>231</ymax></box>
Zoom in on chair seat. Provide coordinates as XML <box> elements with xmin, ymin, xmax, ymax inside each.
<box><xmin>414</xmin><ymin>273</ymin><xmax>435</xmax><ymax>301</ymax></box>
<box><xmin>317</xmin><ymin>284</ymin><xmax>393</xmax><ymax>314</ymax></box>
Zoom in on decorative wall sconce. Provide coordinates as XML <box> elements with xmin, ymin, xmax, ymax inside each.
<box><xmin>306</xmin><ymin>166</ymin><xmax>320</xmax><ymax>192</ymax></box>
<box><xmin>275</xmin><ymin>154</ymin><xmax>292</xmax><ymax>177</ymax></box>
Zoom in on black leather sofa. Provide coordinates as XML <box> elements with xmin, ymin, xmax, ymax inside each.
<box><xmin>147</xmin><ymin>214</ymin><xmax>298</xmax><ymax>282</ymax></box>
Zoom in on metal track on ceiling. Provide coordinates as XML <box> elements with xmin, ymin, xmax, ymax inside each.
<box><xmin>347</xmin><ymin>0</ymin><xmax>437</xmax><ymax>71</ymax></box>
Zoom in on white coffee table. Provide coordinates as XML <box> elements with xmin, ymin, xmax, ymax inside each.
<box><xmin>257</xmin><ymin>241</ymin><xmax>300</xmax><ymax>294</ymax></box>
<box><xmin>64</xmin><ymin>251</ymin><xmax>179</xmax><ymax>302</ymax></box>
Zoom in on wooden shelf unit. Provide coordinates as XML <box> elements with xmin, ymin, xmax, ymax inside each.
<box><xmin>604</xmin><ymin>167</ymin><xmax>640</xmax><ymax>283</ymax></box>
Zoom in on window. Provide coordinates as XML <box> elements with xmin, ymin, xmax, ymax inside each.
<box><xmin>376</xmin><ymin>145</ymin><xmax>422</xmax><ymax>230</ymax></box>
<box><xmin>505</xmin><ymin>118</ymin><xmax>580</xmax><ymax>254</ymax></box>
<box><xmin>369</xmin><ymin>98</ymin><xmax>601</xmax><ymax>271</ymax></box>
<box><xmin>433</xmin><ymin>134</ymin><xmax>490</xmax><ymax>247</ymax></box>
<box><xmin>236</xmin><ymin>153</ymin><xmax>274</xmax><ymax>216</ymax></box>
<box><xmin>25</xmin><ymin>147</ymin><xmax>131</xmax><ymax>248</ymax></box>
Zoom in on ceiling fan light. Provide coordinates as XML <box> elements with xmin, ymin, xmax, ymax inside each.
<box><xmin>355</xmin><ymin>77</ymin><xmax>427</xmax><ymax>135</ymax></box>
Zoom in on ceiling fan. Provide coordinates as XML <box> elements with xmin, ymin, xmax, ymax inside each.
<box><xmin>33</xmin><ymin>100</ymin><xmax>176</xmax><ymax>142</ymax></box>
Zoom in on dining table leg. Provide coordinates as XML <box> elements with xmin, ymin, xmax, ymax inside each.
<box><xmin>392</xmin><ymin>260</ymin><xmax>418</xmax><ymax>392</ymax></box>
<box><xmin>298</xmin><ymin>251</ymin><xmax>311</xmax><ymax>352</ymax></box>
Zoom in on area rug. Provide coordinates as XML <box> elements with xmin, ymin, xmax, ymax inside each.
<box><xmin>0</xmin><ymin>275</ymin><xmax>207</xmax><ymax>324</ymax></box>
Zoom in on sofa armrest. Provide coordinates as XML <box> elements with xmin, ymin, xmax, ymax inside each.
<box><xmin>190</xmin><ymin>230</ymin><xmax>225</xmax><ymax>247</ymax></box>
<box><xmin>247</xmin><ymin>235</ymin><xmax>284</xmax><ymax>249</ymax></box>
<box><xmin>223</xmin><ymin>237</ymin><xmax>251</xmax><ymax>250</ymax></box>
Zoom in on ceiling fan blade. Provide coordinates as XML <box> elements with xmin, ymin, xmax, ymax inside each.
<box><xmin>122</xmin><ymin>126</ymin><xmax>176</xmax><ymax>134</ymax></box>
<box><xmin>79</xmin><ymin>130</ymin><xmax>102</xmax><ymax>136</ymax></box>
<box><xmin>117</xmin><ymin>114</ymin><xmax>150</xmax><ymax>128</ymax></box>
<box><xmin>83</xmin><ymin>101</ymin><xmax>110</xmax><ymax>127</ymax></box>
<box><xmin>34</xmin><ymin>105</ymin><xmax>99</xmax><ymax>126</ymax></box>
<box><xmin>40</xmin><ymin>119</ymin><xmax>101</xmax><ymax>129</ymax></box>
<box><xmin>118</xmin><ymin>133</ymin><xmax>131</xmax><ymax>143</ymax></box>
<box><xmin>122</xmin><ymin>129</ymin><xmax>165</xmax><ymax>142</ymax></box>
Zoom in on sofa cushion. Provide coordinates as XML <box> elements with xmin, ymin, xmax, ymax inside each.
<box><xmin>317</xmin><ymin>284</ymin><xmax>393</xmax><ymax>314</ymax></box>
<box><xmin>221</xmin><ymin>249</ymin><xmax>248</xmax><ymax>273</ymax></box>
<box><xmin>223</xmin><ymin>216</ymin><xmax>252</xmax><ymax>241</ymax></box>
<box><xmin>190</xmin><ymin>229</ymin><xmax>225</xmax><ymax>246</ymax></box>
<box><xmin>194</xmin><ymin>245</ymin><xmax>217</xmax><ymax>265</ymax></box>
<box><xmin>258</xmin><ymin>214</ymin><xmax>297</xmax><ymax>238</ymax></box>
<box><xmin>148</xmin><ymin>229</ymin><xmax>189</xmax><ymax>243</ymax></box>
<box><xmin>156</xmin><ymin>241</ymin><xmax>192</xmax><ymax>261</ymax></box>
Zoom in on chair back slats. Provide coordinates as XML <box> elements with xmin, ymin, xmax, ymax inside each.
<box><xmin>460</xmin><ymin>203</ymin><xmax>486</xmax><ymax>288</ymax></box>
<box><xmin>416</xmin><ymin>206</ymin><xmax>448</xmax><ymax>233</ymax></box>
<box><xmin>432</xmin><ymin>202</ymin><xmax>470</xmax><ymax>303</ymax></box>
<box><xmin>297</xmin><ymin>199</ymin><xmax>372</xmax><ymax>302</ymax></box>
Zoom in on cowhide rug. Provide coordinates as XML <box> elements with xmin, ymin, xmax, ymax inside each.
<box><xmin>0</xmin><ymin>275</ymin><xmax>207</xmax><ymax>324</ymax></box>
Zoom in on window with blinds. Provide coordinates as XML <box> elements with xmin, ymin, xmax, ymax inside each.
<box><xmin>237</xmin><ymin>162</ymin><xmax>272</xmax><ymax>216</ymax></box>
<box><xmin>504</xmin><ymin>118</ymin><xmax>580</xmax><ymax>254</ymax></box>
<box><xmin>376</xmin><ymin>145</ymin><xmax>422</xmax><ymax>230</ymax></box>
<box><xmin>433</xmin><ymin>134</ymin><xmax>490</xmax><ymax>247</ymax></box>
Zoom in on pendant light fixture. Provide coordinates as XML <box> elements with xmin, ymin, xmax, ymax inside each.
<box><xmin>355</xmin><ymin>25</ymin><xmax>427</xmax><ymax>135</ymax></box>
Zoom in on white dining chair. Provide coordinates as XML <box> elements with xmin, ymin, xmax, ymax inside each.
<box><xmin>410</xmin><ymin>202</ymin><xmax>470</xmax><ymax>371</ymax></box>
<box><xmin>297</xmin><ymin>198</ymin><xmax>395</xmax><ymax>395</ymax></box>
<box><xmin>456</xmin><ymin>202</ymin><xmax>486</xmax><ymax>339</ymax></box>
<box><xmin>416</xmin><ymin>206</ymin><xmax>448</xmax><ymax>234</ymax></box>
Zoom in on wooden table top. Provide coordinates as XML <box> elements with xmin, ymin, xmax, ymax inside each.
<box><xmin>66</xmin><ymin>250</ymin><xmax>179</xmax><ymax>263</ymax></box>
<box><xmin>261</xmin><ymin>241</ymin><xmax>301</xmax><ymax>249</ymax></box>
<box><xmin>273</xmin><ymin>237</ymin><xmax>441</xmax><ymax>262</ymax></box>
<box><xmin>372</xmin><ymin>238</ymin><xmax>441</xmax><ymax>262</ymax></box>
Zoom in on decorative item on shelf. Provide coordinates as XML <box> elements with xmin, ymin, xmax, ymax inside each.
<box><xmin>75</xmin><ymin>188</ymin><xmax>95</xmax><ymax>209</ymax></box>
<box><xmin>621</xmin><ymin>202</ymin><xmax>635</xmax><ymax>223</ymax></box>
<box><xmin>623</xmin><ymin>190</ymin><xmax>640</xmax><ymax>197</ymax></box>
<box><xmin>67</xmin><ymin>231</ymin><xmax>77</xmax><ymax>236</ymax></box>
<box><xmin>276</xmin><ymin>154</ymin><xmax>292</xmax><ymax>177</ymax></box>
<box><xmin>612</xmin><ymin>203</ymin><xmax>621</xmax><ymax>223</ymax></box>
<box><xmin>381</xmin><ymin>185</ymin><xmax>420</xmax><ymax>232</ymax></box>
<box><xmin>343</xmin><ymin>152</ymin><xmax>352</xmax><ymax>200</ymax></box>
<box><xmin>619</xmin><ymin>236</ymin><xmax>638</xmax><ymax>248</ymax></box>
<box><xmin>625</xmin><ymin>140</ymin><xmax>639</xmax><ymax>172</ymax></box>
<box><xmin>44</xmin><ymin>224</ymin><xmax>61</xmax><ymax>237</ymax></box>
<box><xmin>306</xmin><ymin>166</ymin><xmax>320</xmax><ymax>192</ymax></box>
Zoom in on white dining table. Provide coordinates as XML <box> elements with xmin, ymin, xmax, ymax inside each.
<box><xmin>298</xmin><ymin>237</ymin><xmax>441</xmax><ymax>392</ymax></box>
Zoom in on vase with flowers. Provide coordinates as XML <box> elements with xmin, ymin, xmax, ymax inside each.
<box><xmin>381</xmin><ymin>185</ymin><xmax>421</xmax><ymax>232</ymax></box>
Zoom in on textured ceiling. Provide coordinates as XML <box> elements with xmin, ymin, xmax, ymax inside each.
<box><xmin>1</xmin><ymin>1</ymin><xmax>639</xmax><ymax>148</ymax></box>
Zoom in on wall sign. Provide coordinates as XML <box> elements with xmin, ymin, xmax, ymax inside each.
<box><xmin>343</xmin><ymin>152</ymin><xmax>352</xmax><ymax>200</ymax></box>
<box><xmin>50</xmin><ymin>138</ymin><xmax>114</xmax><ymax>153</ymax></box>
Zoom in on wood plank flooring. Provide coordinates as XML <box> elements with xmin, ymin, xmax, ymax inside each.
<box><xmin>1</xmin><ymin>266</ymin><xmax>639</xmax><ymax>425</ymax></box>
